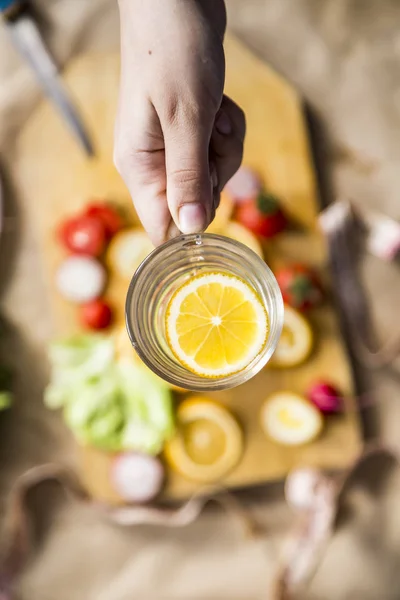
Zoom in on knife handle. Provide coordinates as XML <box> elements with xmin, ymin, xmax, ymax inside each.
<box><xmin>0</xmin><ymin>0</ymin><xmax>17</xmax><ymax>10</ymax></box>
<box><xmin>0</xmin><ymin>0</ymin><xmax>26</xmax><ymax>18</ymax></box>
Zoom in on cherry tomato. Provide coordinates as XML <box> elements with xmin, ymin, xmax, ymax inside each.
<box><xmin>235</xmin><ymin>192</ymin><xmax>287</xmax><ymax>238</ymax></box>
<box><xmin>59</xmin><ymin>215</ymin><xmax>107</xmax><ymax>257</ymax></box>
<box><xmin>80</xmin><ymin>299</ymin><xmax>113</xmax><ymax>330</ymax></box>
<box><xmin>85</xmin><ymin>202</ymin><xmax>124</xmax><ymax>240</ymax></box>
<box><xmin>276</xmin><ymin>265</ymin><xmax>323</xmax><ymax>311</ymax></box>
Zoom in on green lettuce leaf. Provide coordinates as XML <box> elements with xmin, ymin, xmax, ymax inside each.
<box><xmin>0</xmin><ymin>365</ymin><xmax>12</xmax><ymax>411</ymax></box>
<box><xmin>0</xmin><ymin>391</ymin><xmax>12</xmax><ymax>411</ymax></box>
<box><xmin>45</xmin><ymin>334</ymin><xmax>174</xmax><ymax>455</ymax></box>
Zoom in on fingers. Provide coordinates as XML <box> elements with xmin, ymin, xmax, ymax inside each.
<box><xmin>211</xmin><ymin>95</ymin><xmax>246</xmax><ymax>193</ymax></box>
<box><xmin>114</xmin><ymin>100</ymin><xmax>180</xmax><ymax>246</ymax></box>
<box><xmin>114</xmin><ymin>94</ymin><xmax>245</xmax><ymax>245</ymax></box>
<box><xmin>162</xmin><ymin>103</ymin><xmax>215</xmax><ymax>235</ymax></box>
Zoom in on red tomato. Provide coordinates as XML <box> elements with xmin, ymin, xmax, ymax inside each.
<box><xmin>85</xmin><ymin>202</ymin><xmax>123</xmax><ymax>240</ymax></box>
<box><xmin>235</xmin><ymin>192</ymin><xmax>287</xmax><ymax>238</ymax></box>
<box><xmin>276</xmin><ymin>265</ymin><xmax>323</xmax><ymax>311</ymax></box>
<box><xmin>80</xmin><ymin>299</ymin><xmax>113</xmax><ymax>330</ymax></box>
<box><xmin>59</xmin><ymin>215</ymin><xmax>107</xmax><ymax>257</ymax></box>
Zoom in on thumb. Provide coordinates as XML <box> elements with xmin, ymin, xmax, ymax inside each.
<box><xmin>164</xmin><ymin>116</ymin><xmax>214</xmax><ymax>235</ymax></box>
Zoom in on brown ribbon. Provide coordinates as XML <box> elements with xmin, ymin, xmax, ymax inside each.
<box><xmin>1</xmin><ymin>446</ymin><xmax>398</xmax><ymax>600</ymax></box>
<box><xmin>0</xmin><ymin>464</ymin><xmax>258</xmax><ymax>600</ymax></box>
<box><xmin>272</xmin><ymin>444</ymin><xmax>400</xmax><ymax>599</ymax></box>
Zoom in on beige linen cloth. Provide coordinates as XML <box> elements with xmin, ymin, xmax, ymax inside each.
<box><xmin>1</xmin><ymin>1</ymin><xmax>400</xmax><ymax>598</ymax></box>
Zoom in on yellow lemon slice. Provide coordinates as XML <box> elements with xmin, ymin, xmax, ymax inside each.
<box><xmin>164</xmin><ymin>397</ymin><xmax>243</xmax><ymax>482</ymax></box>
<box><xmin>166</xmin><ymin>272</ymin><xmax>268</xmax><ymax>378</ymax></box>
<box><xmin>219</xmin><ymin>221</ymin><xmax>263</xmax><ymax>258</ymax></box>
<box><xmin>270</xmin><ymin>305</ymin><xmax>313</xmax><ymax>368</ymax></box>
<box><xmin>106</xmin><ymin>228</ymin><xmax>154</xmax><ymax>281</ymax></box>
<box><xmin>261</xmin><ymin>391</ymin><xmax>323</xmax><ymax>446</ymax></box>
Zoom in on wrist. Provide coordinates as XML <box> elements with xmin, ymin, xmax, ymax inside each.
<box><xmin>118</xmin><ymin>0</ymin><xmax>226</xmax><ymax>37</ymax></box>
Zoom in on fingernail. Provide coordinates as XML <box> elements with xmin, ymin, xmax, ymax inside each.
<box><xmin>215</xmin><ymin>110</ymin><xmax>232</xmax><ymax>135</ymax></box>
<box><xmin>210</xmin><ymin>162</ymin><xmax>218</xmax><ymax>189</ymax></box>
<box><xmin>179</xmin><ymin>203</ymin><xmax>207</xmax><ymax>234</ymax></box>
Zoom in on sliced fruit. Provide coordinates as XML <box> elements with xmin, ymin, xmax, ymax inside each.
<box><xmin>56</xmin><ymin>256</ymin><xmax>106</xmax><ymax>304</ymax></box>
<box><xmin>225</xmin><ymin>166</ymin><xmax>261</xmax><ymax>202</ymax></box>
<box><xmin>111</xmin><ymin>452</ymin><xmax>164</xmax><ymax>503</ymax></box>
<box><xmin>106</xmin><ymin>228</ymin><xmax>154</xmax><ymax>281</ymax></box>
<box><xmin>164</xmin><ymin>397</ymin><xmax>243</xmax><ymax>482</ymax></box>
<box><xmin>261</xmin><ymin>391</ymin><xmax>323</xmax><ymax>446</ymax></box>
<box><xmin>222</xmin><ymin>221</ymin><xmax>263</xmax><ymax>258</ymax></box>
<box><xmin>270</xmin><ymin>305</ymin><xmax>313</xmax><ymax>368</ymax></box>
<box><xmin>207</xmin><ymin>190</ymin><xmax>234</xmax><ymax>233</ymax></box>
<box><xmin>166</xmin><ymin>272</ymin><xmax>268</xmax><ymax>378</ymax></box>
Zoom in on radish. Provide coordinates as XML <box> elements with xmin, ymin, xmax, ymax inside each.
<box><xmin>111</xmin><ymin>453</ymin><xmax>164</xmax><ymax>504</ymax></box>
<box><xmin>56</xmin><ymin>256</ymin><xmax>106</xmax><ymax>303</ymax></box>
<box><xmin>307</xmin><ymin>381</ymin><xmax>342</xmax><ymax>414</ymax></box>
<box><xmin>225</xmin><ymin>166</ymin><xmax>261</xmax><ymax>202</ymax></box>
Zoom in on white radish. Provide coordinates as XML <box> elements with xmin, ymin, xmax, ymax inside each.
<box><xmin>56</xmin><ymin>256</ymin><xmax>106</xmax><ymax>303</ymax></box>
<box><xmin>111</xmin><ymin>453</ymin><xmax>164</xmax><ymax>504</ymax></box>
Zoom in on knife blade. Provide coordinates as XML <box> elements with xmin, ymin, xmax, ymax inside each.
<box><xmin>1</xmin><ymin>2</ymin><xmax>94</xmax><ymax>156</ymax></box>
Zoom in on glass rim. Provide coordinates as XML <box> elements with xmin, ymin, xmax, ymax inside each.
<box><xmin>125</xmin><ymin>232</ymin><xmax>284</xmax><ymax>392</ymax></box>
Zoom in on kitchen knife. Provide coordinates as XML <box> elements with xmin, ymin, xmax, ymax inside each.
<box><xmin>0</xmin><ymin>0</ymin><xmax>94</xmax><ymax>156</ymax></box>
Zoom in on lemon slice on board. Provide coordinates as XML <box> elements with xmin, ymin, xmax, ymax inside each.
<box><xmin>106</xmin><ymin>228</ymin><xmax>154</xmax><ymax>280</ymax></box>
<box><xmin>220</xmin><ymin>221</ymin><xmax>263</xmax><ymax>258</ymax></box>
<box><xmin>166</xmin><ymin>272</ymin><xmax>268</xmax><ymax>378</ymax></box>
<box><xmin>164</xmin><ymin>397</ymin><xmax>243</xmax><ymax>482</ymax></box>
<box><xmin>261</xmin><ymin>391</ymin><xmax>323</xmax><ymax>446</ymax></box>
<box><xmin>270</xmin><ymin>305</ymin><xmax>313</xmax><ymax>368</ymax></box>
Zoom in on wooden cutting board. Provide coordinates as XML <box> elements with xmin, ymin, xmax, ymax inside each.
<box><xmin>13</xmin><ymin>34</ymin><xmax>362</xmax><ymax>503</ymax></box>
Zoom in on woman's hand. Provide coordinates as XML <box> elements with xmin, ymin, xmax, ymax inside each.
<box><xmin>114</xmin><ymin>0</ymin><xmax>245</xmax><ymax>245</ymax></box>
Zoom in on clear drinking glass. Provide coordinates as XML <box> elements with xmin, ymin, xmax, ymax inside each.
<box><xmin>125</xmin><ymin>233</ymin><xmax>283</xmax><ymax>392</ymax></box>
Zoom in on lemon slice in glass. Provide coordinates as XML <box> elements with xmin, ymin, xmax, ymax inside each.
<box><xmin>164</xmin><ymin>397</ymin><xmax>243</xmax><ymax>482</ymax></box>
<box><xmin>261</xmin><ymin>391</ymin><xmax>323</xmax><ymax>445</ymax></box>
<box><xmin>270</xmin><ymin>305</ymin><xmax>313</xmax><ymax>368</ymax></box>
<box><xmin>166</xmin><ymin>272</ymin><xmax>268</xmax><ymax>378</ymax></box>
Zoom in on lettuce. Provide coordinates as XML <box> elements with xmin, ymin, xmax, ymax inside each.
<box><xmin>0</xmin><ymin>391</ymin><xmax>11</xmax><ymax>411</ymax></box>
<box><xmin>0</xmin><ymin>365</ymin><xmax>12</xmax><ymax>412</ymax></box>
<box><xmin>45</xmin><ymin>334</ymin><xmax>174</xmax><ymax>455</ymax></box>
